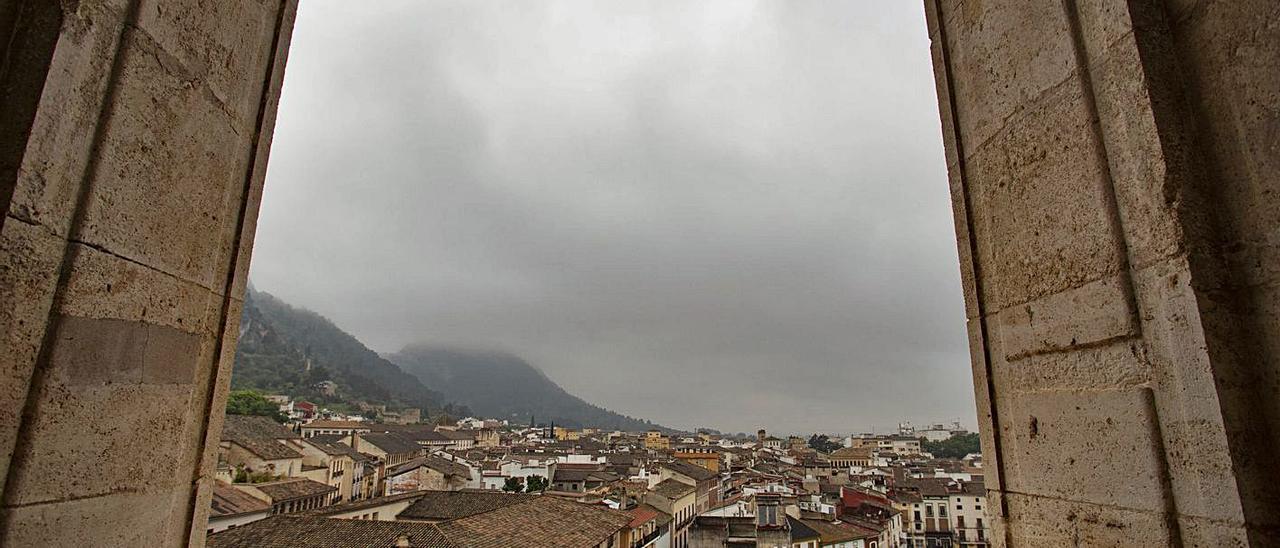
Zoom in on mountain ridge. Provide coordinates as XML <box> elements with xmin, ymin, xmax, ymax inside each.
<box><xmin>387</xmin><ymin>344</ymin><xmax>673</xmax><ymax>432</ymax></box>
<box><xmin>232</xmin><ymin>288</ymin><xmax>461</xmax><ymax>416</ymax></box>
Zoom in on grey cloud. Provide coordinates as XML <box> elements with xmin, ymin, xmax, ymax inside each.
<box><xmin>250</xmin><ymin>0</ymin><xmax>974</xmax><ymax>434</ymax></box>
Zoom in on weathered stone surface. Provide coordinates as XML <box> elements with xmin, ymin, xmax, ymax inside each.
<box><xmin>1085</xmin><ymin>30</ymin><xmax>1185</xmax><ymax>269</ymax></box>
<box><xmin>47</xmin><ymin>316</ymin><xmax>146</xmax><ymax>386</ymax></box>
<box><xmin>1000</xmin><ymin>338</ymin><xmax>1149</xmax><ymax>393</ymax></box>
<box><xmin>57</xmin><ymin>242</ymin><xmax>221</xmax><ymax>335</ymax></box>
<box><xmin>0</xmin><ymin>2</ymin><xmax>295</xmax><ymax>545</ymax></box>
<box><xmin>994</xmin><ymin>273</ymin><xmax>1137</xmax><ymax>360</ymax></box>
<box><xmin>938</xmin><ymin>1</ymin><xmax>1077</xmax><ymax>156</ymax></box>
<box><xmin>1000</xmin><ymin>491</ymin><xmax>1174</xmax><ymax>548</ymax></box>
<box><xmin>1</xmin><ymin>490</ymin><xmax>182</xmax><ymax>547</ymax></box>
<box><xmin>73</xmin><ymin>32</ymin><xmax>253</xmax><ymax>291</ymax></box>
<box><xmin>0</xmin><ymin>219</ymin><xmax>63</xmax><ymax>492</ymax></box>
<box><xmin>1002</xmin><ymin>388</ymin><xmax>1167</xmax><ymax>511</ymax></box>
<box><xmin>931</xmin><ymin>1</ymin><xmax>1278</xmax><ymax>544</ymax></box>
<box><xmin>7</xmin><ymin>0</ymin><xmax>131</xmax><ymax>234</ymax></box>
<box><xmin>4</xmin><ymin>383</ymin><xmax>195</xmax><ymax>506</ymax></box>
<box><xmin>965</xmin><ymin>80</ymin><xmax>1126</xmax><ymax>312</ymax></box>
<box><xmin>135</xmin><ymin>0</ymin><xmax>279</xmax><ymax>129</ymax></box>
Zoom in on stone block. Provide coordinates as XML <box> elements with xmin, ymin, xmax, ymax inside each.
<box><xmin>1087</xmin><ymin>30</ymin><xmax>1185</xmax><ymax>269</ymax></box>
<box><xmin>1001</xmin><ymin>491</ymin><xmax>1174</xmax><ymax>547</ymax></box>
<box><xmin>0</xmin><ymin>489</ymin><xmax>184</xmax><ymax>547</ymax></box>
<box><xmin>47</xmin><ymin>316</ymin><xmax>146</xmax><ymax>386</ymax></box>
<box><xmin>945</xmin><ymin>157</ymin><xmax>981</xmax><ymax>321</ymax></box>
<box><xmin>1174</xmin><ymin>513</ymin><xmax>1251</xmax><ymax>548</ymax></box>
<box><xmin>1073</xmin><ymin>0</ymin><xmax>1139</xmax><ymax>58</ymax></box>
<box><xmin>0</xmin><ymin>219</ymin><xmax>65</xmax><ymax>489</ymax></box>
<box><xmin>963</xmin><ymin>317</ymin><xmax>1002</xmax><ymax>491</ymax></box>
<box><xmin>58</xmin><ymin>242</ymin><xmax>222</xmax><ymax>335</ymax></box>
<box><xmin>966</xmin><ymin>80</ymin><xmax>1125</xmax><ymax>311</ymax></box>
<box><xmin>938</xmin><ymin>0</ymin><xmax>1077</xmax><ymax>155</ymax></box>
<box><xmin>3</xmin><ymin>383</ymin><xmax>195</xmax><ymax>506</ymax></box>
<box><xmin>1000</xmin><ymin>338</ymin><xmax>1149</xmax><ymax>393</ymax></box>
<box><xmin>134</xmin><ymin>0</ymin><xmax>279</xmax><ymax>129</ymax></box>
<box><xmin>1002</xmin><ymin>388</ymin><xmax>1167</xmax><ymax>511</ymax></box>
<box><xmin>995</xmin><ymin>273</ymin><xmax>1137</xmax><ymax>360</ymax></box>
<box><xmin>73</xmin><ymin>31</ymin><xmax>253</xmax><ymax>291</ymax></box>
<box><xmin>8</xmin><ymin>0</ymin><xmax>131</xmax><ymax>234</ymax></box>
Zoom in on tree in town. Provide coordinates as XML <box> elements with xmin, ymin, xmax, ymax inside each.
<box><xmin>921</xmin><ymin>432</ymin><xmax>981</xmax><ymax>459</ymax></box>
<box><xmin>808</xmin><ymin>434</ymin><xmax>843</xmax><ymax>453</ymax></box>
<box><xmin>502</xmin><ymin>477</ymin><xmax>525</xmax><ymax>492</ymax></box>
<box><xmin>524</xmin><ymin>475</ymin><xmax>548</xmax><ymax>493</ymax></box>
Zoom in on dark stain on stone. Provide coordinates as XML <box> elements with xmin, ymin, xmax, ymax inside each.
<box><xmin>51</xmin><ymin>315</ymin><xmax>200</xmax><ymax>386</ymax></box>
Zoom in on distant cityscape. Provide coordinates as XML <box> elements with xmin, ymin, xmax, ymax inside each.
<box><xmin>207</xmin><ymin>394</ymin><xmax>987</xmax><ymax>548</ymax></box>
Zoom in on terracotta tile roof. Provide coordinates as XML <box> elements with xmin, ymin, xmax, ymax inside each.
<box><xmin>311</xmin><ymin>491</ymin><xmax>432</xmax><ymax>517</ymax></box>
<box><xmin>829</xmin><ymin>447</ymin><xmax>873</xmax><ymax>459</ymax></box>
<box><xmin>552</xmin><ymin>467</ymin><xmax>615</xmax><ymax>483</ymax></box>
<box><xmin>962</xmin><ymin>480</ymin><xmax>986</xmax><ymax>495</ymax></box>
<box><xmin>397</xmin><ymin>491</ymin><xmax>535</xmax><ymax>521</ymax></box>
<box><xmin>253</xmin><ymin>478</ymin><xmax>338</xmax><ymax>503</ymax></box>
<box><xmin>660</xmin><ymin>460</ymin><xmax>717</xmax><ymax>482</ymax></box>
<box><xmin>376</xmin><ymin>424</ymin><xmax>448</xmax><ymax>442</ymax></box>
<box><xmin>361</xmin><ymin>433</ymin><xmax>423</xmax><ymax>455</ymax></box>
<box><xmin>302</xmin><ymin>420</ymin><xmax>370</xmax><ymax>430</ymax></box>
<box><xmin>625</xmin><ymin>504</ymin><xmax>660</xmax><ymax>528</ymax></box>
<box><xmin>230</xmin><ymin>437</ymin><xmax>303</xmax><ymax>461</ymax></box>
<box><xmin>210</xmin><ymin>482</ymin><xmax>269</xmax><ymax>518</ymax></box>
<box><xmin>207</xmin><ymin>515</ymin><xmax>456</xmax><ymax>548</ymax></box>
<box><xmin>303</xmin><ymin>435</ymin><xmax>363</xmax><ymax>458</ymax></box>
<box><xmin>223</xmin><ymin>415</ymin><xmax>300</xmax><ymax>440</ymax></box>
<box><xmin>787</xmin><ymin>516</ymin><xmax>822</xmax><ymax>541</ymax></box>
<box><xmin>221</xmin><ymin>415</ymin><xmax>303</xmax><ymax>460</ymax></box>
<box><xmin>799</xmin><ymin>518</ymin><xmax>877</xmax><ymax>543</ymax></box>
<box><xmin>650</xmin><ymin>479</ymin><xmax>696</xmax><ymax>499</ymax></box>
<box><xmin>436</xmin><ymin>495</ymin><xmax>630</xmax><ymax>548</ymax></box>
<box><xmin>899</xmin><ymin>477</ymin><xmax>956</xmax><ymax>498</ymax></box>
<box><xmin>388</xmin><ymin>456</ymin><xmax>472</xmax><ymax>480</ymax></box>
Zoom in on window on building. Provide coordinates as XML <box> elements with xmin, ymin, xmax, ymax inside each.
<box><xmin>925</xmin><ymin>505</ymin><xmax>933</xmax><ymax>517</ymax></box>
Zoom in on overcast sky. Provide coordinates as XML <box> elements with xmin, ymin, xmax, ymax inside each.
<box><xmin>250</xmin><ymin>0</ymin><xmax>973</xmax><ymax>435</ymax></box>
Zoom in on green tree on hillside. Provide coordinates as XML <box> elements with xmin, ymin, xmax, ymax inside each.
<box><xmin>225</xmin><ymin>390</ymin><xmax>286</xmax><ymax>423</ymax></box>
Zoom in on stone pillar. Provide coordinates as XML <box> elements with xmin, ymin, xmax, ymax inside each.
<box><xmin>0</xmin><ymin>1</ymin><xmax>296</xmax><ymax>545</ymax></box>
<box><xmin>925</xmin><ymin>0</ymin><xmax>1279</xmax><ymax>545</ymax></box>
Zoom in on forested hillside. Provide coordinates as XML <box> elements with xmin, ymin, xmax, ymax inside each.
<box><xmin>232</xmin><ymin>288</ymin><xmax>465</xmax><ymax>417</ymax></box>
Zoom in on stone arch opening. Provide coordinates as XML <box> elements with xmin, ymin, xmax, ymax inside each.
<box><xmin>0</xmin><ymin>1</ymin><xmax>1276</xmax><ymax>546</ymax></box>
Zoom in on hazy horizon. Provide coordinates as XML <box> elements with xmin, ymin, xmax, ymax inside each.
<box><xmin>248</xmin><ymin>0</ymin><xmax>974</xmax><ymax>434</ymax></box>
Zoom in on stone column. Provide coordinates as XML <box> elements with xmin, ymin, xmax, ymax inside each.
<box><xmin>925</xmin><ymin>0</ymin><xmax>1279</xmax><ymax>545</ymax></box>
<box><xmin>0</xmin><ymin>1</ymin><xmax>296</xmax><ymax>545</ymax></box>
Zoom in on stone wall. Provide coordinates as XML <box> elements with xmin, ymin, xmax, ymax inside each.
<box><xmin>925</xmin><ymin>0</ymin><xmax>1279</xmax><ymax>545</ymax></box>
<box><xmin>0</xmin><ymin>1</ymin><xmax>296</xmax><ymax>546</ymax></box>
